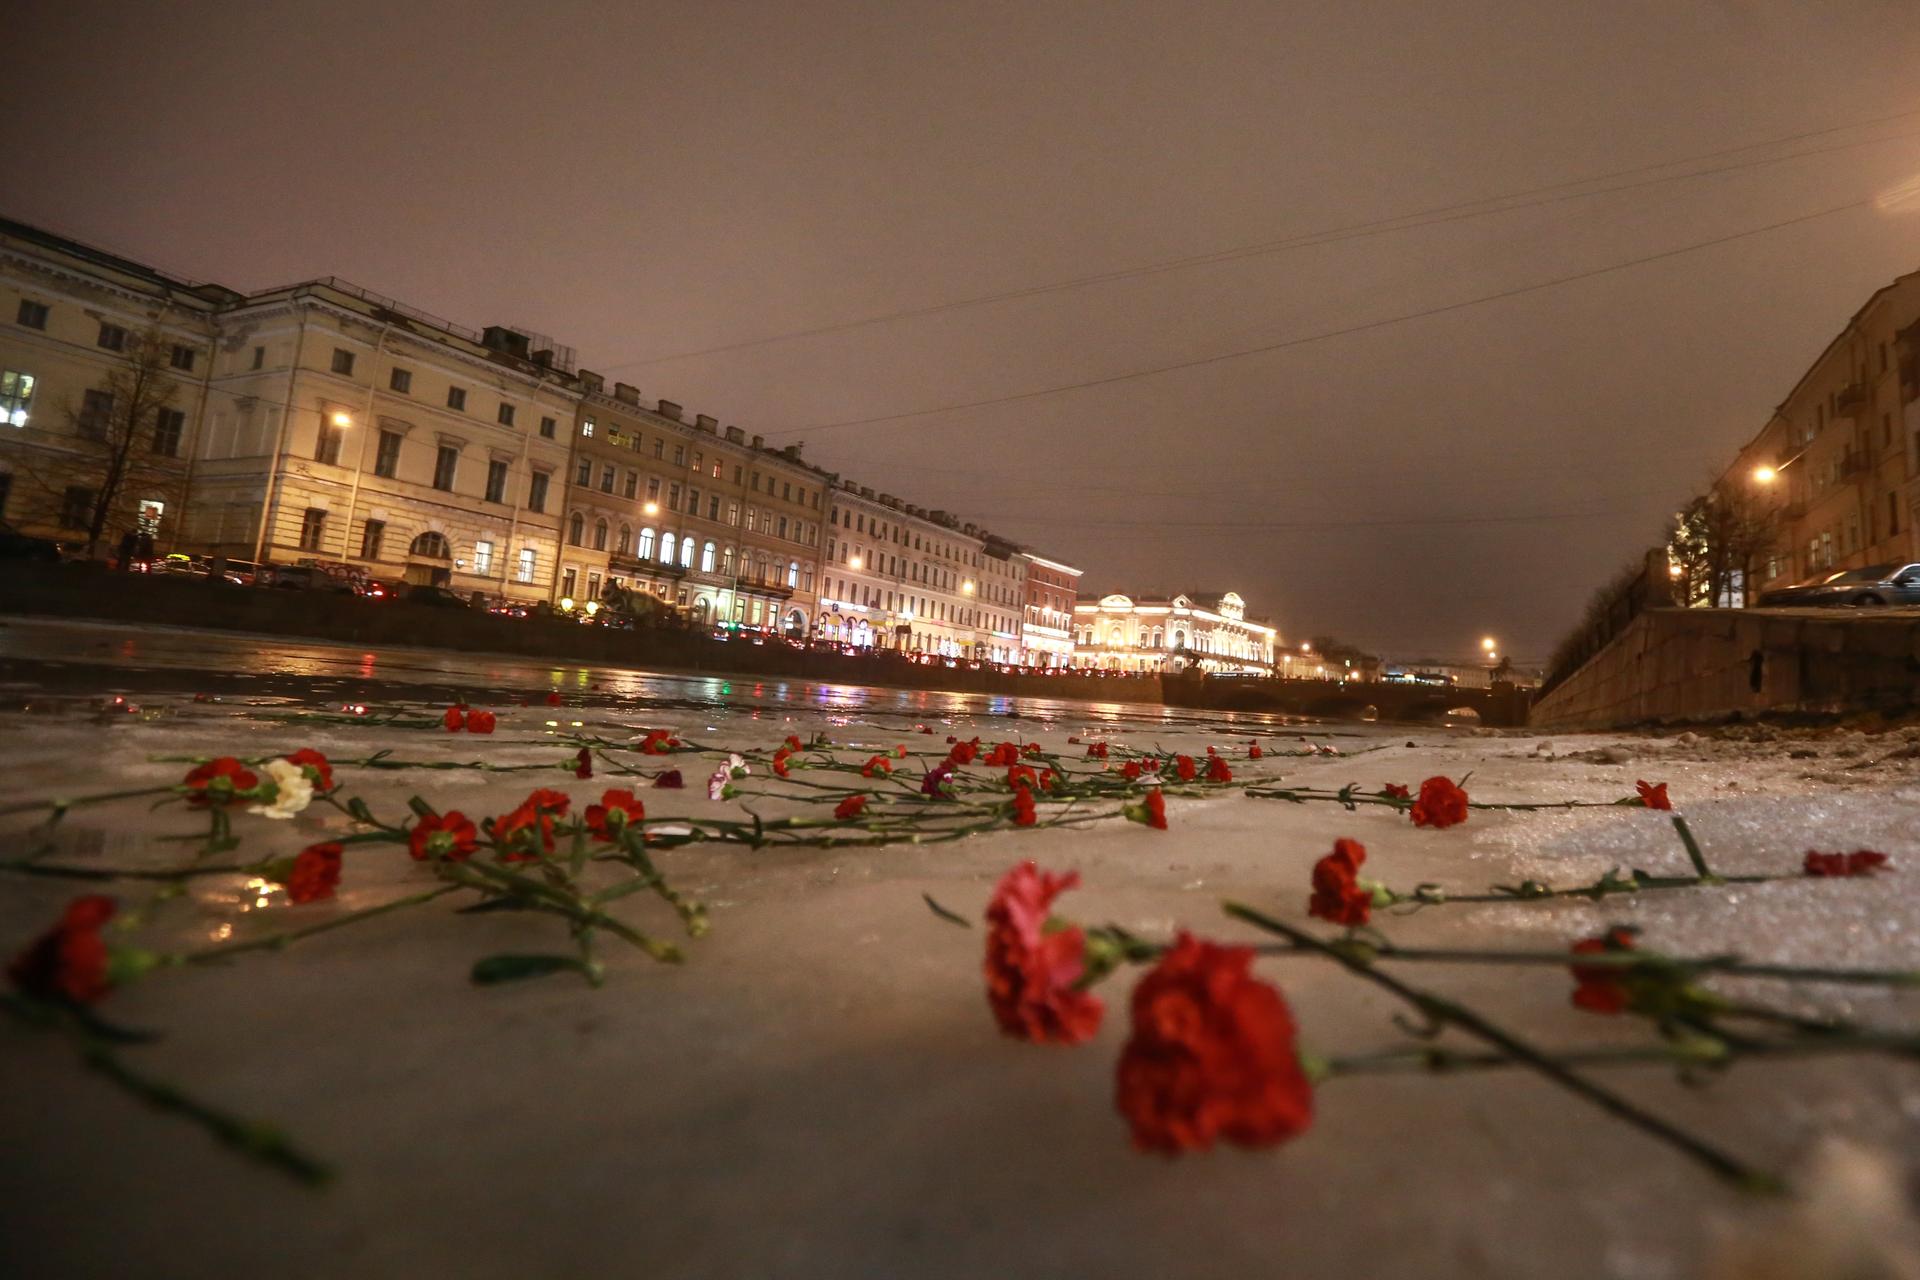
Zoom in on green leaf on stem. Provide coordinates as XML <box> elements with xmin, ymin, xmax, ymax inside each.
<box><xmin>470</xmin><ymin>953</ymin><xmax>595</xmax><ymax>985</ymax></box>
<box><xmin>923</xmin><ymin>893</ymin><xmax>972</xmax><ymax>928</ymax></box>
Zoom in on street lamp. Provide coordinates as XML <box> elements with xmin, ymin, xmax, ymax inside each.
<box><xmin>850</xmin><ymin>555</ymin><xmax>864</xmax><ymax>570</ymax></box>
<box><xmin>643</xmin><ymin>501</ymin><xmax>659</xmax><ymax>516</ymax></box>
<box><xmin>1752</xmin><ymin>465</ymin><xmax>1777</xmax><ymax>485</ymax></box>
<box><xmin>330</xmin><ymin>411</ymin><xmax>352</xmax><ymax>428</ymax></box>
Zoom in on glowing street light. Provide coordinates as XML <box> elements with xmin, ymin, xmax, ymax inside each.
<box><xmin>330</xmin><ymin>411</ymin><xmax>352</xmax><ymax>428</ymax></box>
<box><xmin>850</xmin><ymin>555</ymin><xmax>864</xmax><ymax>570</ymax></box>
<box><xmin>1752</xmin><ymin>465</ymin><xmax>1777</xmax><ymax>485</ymax></box>
<box><xmin>1481</xmin><ymin>636</ymin><xmax>1496</xmax><ymax>652</ymax></box>
<box><xmin>643</xmin><ymin>502</ymin><xmax>659</xmax><ymax>516</ymax></box>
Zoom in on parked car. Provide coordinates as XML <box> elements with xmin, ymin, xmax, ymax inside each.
<box><xmin>0</xmin><ymin>520</ymin><xmax>63</xmax><ymax>562</ymax></box>
<box><xmin>405</xmin><ymin>584</ymin><xmax>476</xmax><ymax>609</ymax></box>
<box><xmin>260</xmin><ymin>564</ymin><xmax>360</xmax><ymax>593</ymax></box>
<box><xmin>150</xmin><ymin>554</ymin><xmax>248</xmax><ymax>585</ymax></box>
<box><xmin>1757</xmin><ymin>563</ymin><xmax>1920</xmax><ymax>608</ymax></box>
<box><xmin>360</xmin><ymin>579</ymin><xmax>407</xmax><ymax>602</ymax></box>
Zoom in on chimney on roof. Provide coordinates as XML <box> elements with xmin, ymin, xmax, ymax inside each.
<box><xmin>781</xmin><ymin>443</ymin><xmax>801</xmax><ymax>459</ymax></box>
<box><xmin>751</xmin><ymin>434</ymin><xmax>764</xmax><ymax>449</ymax></box>
<box><xmin>481</xmin><ymin>326</ymin><xmax>531</xmax><ymax>359</ymax></box>
<box><xmin>930</xmin><ymin>509</ymin><xmax>949</xmax><ymax>523</ymax></box>
<box><xmin>578</xmin><ymin>370</ymin><xmax>605</xmax><ymax>393</ymax></box>
<box><xmin>613</xmin><ymin>382</ymin><xmax>640</xmax><ymax>405</ymax></box>
<box><xmin>724</xmin><ymin>426</ymin><xmax>744</xmax><ymax>443</ymax></box>
<box><xmin>657</xmin><ymin>400</ymin><xmax>682</xmax><ymax>421</ymax></box>
<box><xmin>695</xmin><ymin>414</ymin><xmax>717</xmax><ymax>433</ymax></box>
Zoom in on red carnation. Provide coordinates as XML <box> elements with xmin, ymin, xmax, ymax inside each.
<box><xmin>573</xmin><ymin>747</ymin><xmax>593</xmax><ymax>779</ymax></box>
<box><xmin>1124</xmin><ymin>788</ymin><xmax>1168</xmax><ymax>830</ymax></box>
<box><xmin>286</xmin><ymin>842</ymin><xmax>343</xmax><ymax>904</ymax></box>
<box><xmin>639</xmin><ymin>729</ymin><xmax>674</xmax><ymax>755</ymax></box>
<box><xmin>1409</xmin><ymin>776</ymin><xmax>1469</xmax><ymax>829</ymax></box>
<box><xmin>1205</xmin><ymin>755</ymin><xmax>1233</xmax><ymax>784</ymax></box>
<box><xmin>493</xmin><ymin>789</ymin><xmax>571</xmax><ymax>862</ymax></box>
<box><xmin>443</xmin><ymin>706</ymin><xmax>465</xmax><ymax>732</ymax></box>
<box><xmin>654</xmin><ymin>769</ymin><xmax>684</xmax><ymax>788</ymax></box>
<box><xmin>1380</xmin><ymin>783</ymin><xmax>1411</xmax><ymax>800</ymax></box>
<box><xmin>983</xmin><ymin>862</ymin><xmax>1102</xmax><ymax>1044</ymax></box>
<box><xmin>772</xmin><ymin>750</ymin><xmax>791</xmax><ymax>778</ymax></box>
<box><xmin>182</xmin><ymin>756</ymin><xmax>259</xmax><ymax>807</ymax></box>
<box><xmin>1115</xmin><ymin>933</ymin><xmax>1313</xmax><ymax>1153</ymax></box>
<box><xmin>1121</xmin><ymin>760</ymin><xmax>1143</xmax><ymax>782</ymax></box>
<box><xmin>1010</xmin><ymin>784</ymin><xmax>1038</xmax><ymax>827</ymax></box>
<box><xmin>861</xmin><ymin>755</ymin><xmax>891</xmax><ymax>778</ymax></box>
<box><xmin>1308</xmin><ymin>838</ymin><xmax>1371</xmax><ymax>927</ymax></box>
<box><xmin>8</xmin><ymin>895</ymin><xmax>117</xmax><ymax>1005</ymax></box>
<box><xmin>1569</xmin><ymin>927</ymin><xmax>1638</xmax><ymax>1015</ymax></box>
<box><xmin>466</xmin><ymin>709</ymin><xmax>497</xmax><ymax>734</ymax></box>
<box><xmin>1249</xmin><ymin>744</ymin><xmax>1263</xmax><ymax>760</ymax></box>
<box><xmin>1804</xmin><ymin>849</ymin><xmax>1892</xmax><ymax>877</ymax></box>
<box><xmin>409</xmin><ymin>810</ymin><xmax>480</xmax><ymax>862</ymax></box>
<box><xmin>1174</xmin><ymin>754</ymin><xmax>1198</xmax><ymax>782</ymax></box>
<box><xmin>785</xmin><ymin>734</ymin><xmax>804</xmax><ymax>752</ymax></box>
<box><xmin>584</xmin><ymin>789</ymin><xmax>645</xmax><ymax>842</ymax></box>
<box><xmin>285</xmin><ymin>748</ymin><xmax>335</xmax><ymax>793</ymax></box>
<box><xmin>1085</xmin><ymin>742</ymin><xmax>1109</xmax><ymax>759</ymax></box>
<box><xmin>949</xmin><ymin>739</ymin><xmax>979</xmax><ymax>766</ymax></box>
<box><xmin>834</xmin><ymin>794</ymin><xmax>867</xmax><ymax>820</ymax></box>
<box><xmin>1634</xmin><ymin>780</ymin><xmax>1671</xmax><ymax>811</ymax></box>
<box><xmin>1007</xmin><ymin>764</ymin><xmax>1038</xmax><ymax>790</ymax></box>
<box><xmin>984</xmin><ymin>742</ymin><xmax>1020</xmax><ymax>767</ymax></box>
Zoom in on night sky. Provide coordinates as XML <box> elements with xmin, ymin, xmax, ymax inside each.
<box><xmin>6</xmin><ymin>0</ymin><xmax>1919</xmax><ymax>662</ymax></box>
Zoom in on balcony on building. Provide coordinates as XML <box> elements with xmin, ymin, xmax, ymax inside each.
<box><xmin>1835</xmin><ymin>383</ymin><xmax>1868</xmax><ymax>416</ymax></box>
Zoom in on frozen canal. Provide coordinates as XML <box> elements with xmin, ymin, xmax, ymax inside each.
<box><xmin>3</xmin><ymin>617</ymin><xmax>1920</xmax><ymax>1279</ymax></box>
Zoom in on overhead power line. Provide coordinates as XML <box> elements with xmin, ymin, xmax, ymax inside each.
<box><xmin>605</xmin><ymin>104</ymin><xmax>1920</xmax><ymax>371</ymax></box>
<box><xmin>763</xmin><ymin>196</ymin><xmax>1873</xmax><ymax>438</ymax></box>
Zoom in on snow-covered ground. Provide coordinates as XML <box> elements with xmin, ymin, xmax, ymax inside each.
<box><xmin>3</xmin><ymin>619</ymin><xmax>1920</xmax><ymax>1279</ymax></box>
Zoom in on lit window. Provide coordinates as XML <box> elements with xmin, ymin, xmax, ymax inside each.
<box><xmin>581</xmin><ymin>418</ymin><xmax>596</xmax><ymax>438</ymax></box>
<box><xmin>517</xmin><ymin>548</ymin><xmax>536</xmax><ymax>583</ymax></box>
<box><xmin>474</xmin><ymin>540</ymin><xmax>495</xmax><ymax>575</ymax></box>
<box><xmin>0</xmin><ymin>370</ymin><xmax>35</xmax><ymax>427</ymax></box>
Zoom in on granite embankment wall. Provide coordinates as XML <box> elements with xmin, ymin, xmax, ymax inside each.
<box><xmin>0</xmin><ymin>562</ymin><xmax>1166</xmax><ymax>704</ymax></box>
<box><xmin>1528</xmin><ymin>605</ymin><xmax>1920</xmax><ymax>730</ymax></box>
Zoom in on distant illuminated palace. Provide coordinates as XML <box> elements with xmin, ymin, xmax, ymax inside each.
<box><xmin>1071</xmin><ymin>590</ymin><xmax>1277</xmax><ymax>674</ymax></box>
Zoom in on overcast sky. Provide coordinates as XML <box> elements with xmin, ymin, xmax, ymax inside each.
<box><xmin>6</xmin><ymin>0</ymin><xmax>1920</xmax><ymax>661</ymax></box>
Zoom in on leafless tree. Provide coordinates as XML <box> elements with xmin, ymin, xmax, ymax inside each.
<box><xmin>13</xmin><ymin>327</ymin><xmax>192</xmax><ymax>556</ymax></box>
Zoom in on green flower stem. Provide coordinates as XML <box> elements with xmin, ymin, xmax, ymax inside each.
<box><xmin>1672</xmin><ymin>814</ymin><xmax>1716</xmax><ymax>880</ymax></box>
<box><xmin>1406</xmin><ymin>872</ymin><xmax>1787</xmax><ymax>906</ymax></box>
<box><xmin>0</xmin><ymin>859</ymin><xmax>255</xmax><ymax>882</ymax></box>
<box><xmin>180</xmin><ymin>886</ymin><xmax>460</xmax><ymax>965</ymax></box>
<box><xmin>0</xmin><ymin>784</ymin><xmax>181</xmax><ymax>818</ymax></box>
<box><xmin>1224</xmin><ymin>900</ymin><xmax>1779</xmax><ymax>1191</ymax></box>
<box><xmin>1318</xmin><ymin>1030</ymin><xmax>1920</xmax><ymax>1078</ymax></box>
<box><xmin>81</xmin><ymin>1039</ymin><xmax>332</xmax><ymax>1185</ymax></box>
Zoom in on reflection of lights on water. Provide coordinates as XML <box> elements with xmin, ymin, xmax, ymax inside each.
<box><xmin>1874</xmin><ymin>173</ymin><xmax>1920</xmax><ymax>214</ymax></box>
<box><xmin>341</xmin><ymin>703</ymin><xmax>368</xmax><ymax>715</ymax></box>
<box><xmin>240</xmin><ymin>876</ymin><xmax>281</xmax><ymax>911</ymax></box>
<box><xmin>210</xmin><ymin>922</ymin><xmax>233</xmax><ymax>942</ymax></box>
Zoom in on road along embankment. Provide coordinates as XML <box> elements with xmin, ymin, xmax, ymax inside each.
<box><xmin>0</xmin><ymin>561</ymin><xmax>1165</xmax><ymax>705</ymax></box>
<box><xmin>1529</xmin><ymin>604</ymin><xmax>1920</xmax><ymax>730</ymax></box>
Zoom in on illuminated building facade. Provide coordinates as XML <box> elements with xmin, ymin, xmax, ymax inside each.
<box><xmin>1072</xmin><ymin>591</ymin><xmax>1276</xmax><ymax>674</ymax></box>
<box><xmin>821</xmin><ymin>484</ymin><xmax>988</xmax><ymax>656</ymax></box>
<box><xmin>1019</xmin><ymin>554</ymin><xmax>1081</xmax><ymax>668</ymax></box>
<box><xmin>560</xmin><ymin>376</ymin><xmax>823</xmax><ymax>633</ymax></box>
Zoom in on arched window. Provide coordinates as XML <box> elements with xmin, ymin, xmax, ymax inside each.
<box><xmin>701</xmin><ymin>541</ymin><xmax>716</xmax><ymax>573</ymax></box>
<box><xmin>1173</xmin><ymin>629</ymin><xmax>1187</xmax><ymax>650</ymax></box>
<box><xmin>786</xmin><ymin>560</ymin><xmax>798</xmax><ymax>587</ymax></box>
<box><xmin>408</xmin><ymin>531</ymin><xmax>451</xmax><ymax>559</ymax></box>
<box><xmin>568</xmin><ymin>513</ymin><xmax>584</xmax><ymax>546</ymax></box>
<box><xmin>756</xmin><ymin>555</ymin><xmax>769</xmax><ymax>584</ymax></box>
<box><xmin>721</xmin><ymin>545</ymin><xmax>735</xmax><ymax>575</ymax></box>
<box><xmin>679</xmin><ymin>535</ymin><xmax>695</xmax><ymax>567</ymax></box>
<box><xmin>592</xmin><ymin>518</ymin><xmax>608</xmax><ymax>551</ymax></box>
<box><xmin>637</xmin><ymin>527</ymin><xmax>655</xmax><ymax>559</ymax></box>
<box><xmin>616</xmin><ymin>524</ymin><xmax>631</xmax><ymax>556</ymax></box>
<box><xmin>660</xmin><ymin>531</ymin><xmax>676</xmax><ymax>563</ymax></box>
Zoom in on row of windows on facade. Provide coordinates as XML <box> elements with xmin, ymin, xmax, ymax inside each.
<box><xmin>1790</xmin><ymin>339</ymin><xmax>1910</xmax><ymax>447</ymax></box>
<box><xmin>828</xmin><ymin>539</ymin><xmax>973</xmax><ymax>594</ymax></box>
<box><xmin>832</xmin><ymin>504</ymin><xmax>983</xmax><ymax>565</ymax></box>
<box><xmin>313</xmin><ymin>424</ymin><xmax>557</xmax><ymax>511</ymax></box>
<box><xmin>820</xmin><ymin>574</ymin><xmax>992</xmax><ymax>629</ymax></box>
<box><xmin>325</xmin><ymin>346</ymin><xmax>559</xmax><ymax>438</ymax></box>
<box><xmin>562</xmin><ymin>518</ymin><xmax>808</xmax><ymax>585</ymax></box>
<box><xmin>14</xmin><ymin>299</ymin><xmax>202</xmax><ymax>371</ymax></box>
<box><xmin>580</xmin><ymin>418</ymin><xmax>820</xmax><ymax>510</ymax></box>
<box><xmin>1076</xmin><ymin>625</ymin><xmax>1259</xmax><ymax>655</ymax></box>
<box><xmin>295</xmin><ymin>510</ymin><xmax>541</xmax><ymax>582</ymax></box>
<box><xmin>0</xmin><ymin>368</ymin><xmax>190</xmax><ymax>455</ymax></box>
<box><xmin>568</xmin><ymin>460</ymin><xmax>818</xmax><ymax>544</ymax></box>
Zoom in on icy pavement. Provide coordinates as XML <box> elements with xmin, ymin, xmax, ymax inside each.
<box><xmin>3</xmin><ymin>628</ymin><xmax>1920</xmax><ymax>1277</ymax></box>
